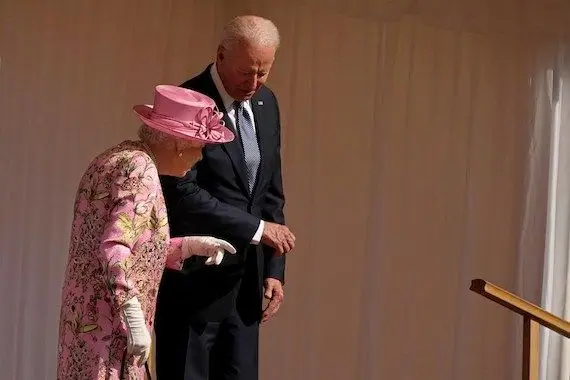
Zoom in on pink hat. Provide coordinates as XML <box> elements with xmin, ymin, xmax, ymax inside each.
<box><xmin>133</xmin><ymin>85</ymin><xmax>234</xmax><ymax>144</ymax></box>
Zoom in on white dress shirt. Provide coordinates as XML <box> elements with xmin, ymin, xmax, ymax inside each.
<box><xmin>210</xmin><ymin>63</ymin><xmax>265</xmax><ymax>245</ymax></box>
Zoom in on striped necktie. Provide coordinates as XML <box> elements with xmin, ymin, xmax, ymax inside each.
<box><xmin>234</xmin><ymin>101</ymin><xmax>260</xmax><ymax>193</ymax></box>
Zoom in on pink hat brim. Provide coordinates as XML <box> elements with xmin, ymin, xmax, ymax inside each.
<box><xmin>133</xmin><ymin>104</ymin><xmax>235</xmax><ymax>144</ymax></box>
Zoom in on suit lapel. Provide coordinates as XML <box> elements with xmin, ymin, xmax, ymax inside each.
<box><xmin>251</xmin><ymin>93</ymin><xmax>272</xmax><ymax>199</ymax></box>
<box><xmin>197</xmin><ymin>69</ymin><xmax>249</xmax><ymax>194</ymax></box>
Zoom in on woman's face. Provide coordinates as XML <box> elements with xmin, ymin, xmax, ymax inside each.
<box><xmin>177</xmin><ymin>140</ymin><xmax>205</xmax><ymax>174</ymax></box>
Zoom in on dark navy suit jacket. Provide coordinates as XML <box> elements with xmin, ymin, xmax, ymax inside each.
<box><xmin>157</xmin><ymin>65</ymin><xmax>286</xmax><ymax>323</ymax></box>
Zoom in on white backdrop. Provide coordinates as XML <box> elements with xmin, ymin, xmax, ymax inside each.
<box><xmin>1</xmin><ymin>0</ymin><xmax>570</xmax><ymax>379</ymax></box>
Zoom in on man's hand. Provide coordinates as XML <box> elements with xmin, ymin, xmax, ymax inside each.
<box><xmin>261</xmin><ymin>222</ymin><xmax>295</xmax><ymax>255</ymax></box>
<box><xmin>262</xmin><ymin>278</ymin><xmax>284</xmax><ymax>323</ymax></box>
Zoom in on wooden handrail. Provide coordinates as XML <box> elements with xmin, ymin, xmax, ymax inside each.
<box><xmin>470</xmin><ymin>278</ymin><xmax>570</xmax><ymax>380</ymax></box>
<box><xmin>470</xmin><ymin>279</ymin><xmax>570</xmax><ymax>338</ymax></box>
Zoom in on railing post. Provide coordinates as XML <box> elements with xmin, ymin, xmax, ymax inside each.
<box><xmin>521</xmin><ymin>316</ymin><xmax>540</xmax><ymax>380</ymax></box>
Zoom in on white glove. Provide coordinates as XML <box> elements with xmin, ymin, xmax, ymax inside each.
<box><xmin>205</xmin><ymin>250</ymin><xmax>225</xmax><ymax>266</ymax></box>
<box><xmin>121</xmin><ymin>297</ymin><xmax>151</xmax><ymax>366</ymax></box>
<box><xmin>182</xmin><ymin>236</ymin><xmax>237</xmax><ymax>265</ymax></box>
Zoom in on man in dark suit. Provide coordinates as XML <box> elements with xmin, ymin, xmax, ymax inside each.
<box><xmin>155</xmin><ymin>15</ymin><xmax>296</xmax><ymax>380</ymax></box>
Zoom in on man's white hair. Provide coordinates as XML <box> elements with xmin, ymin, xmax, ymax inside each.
<box><xmin>220</xmin><ymin>15</ymin><xmax>280</xmax><ymax>52</ymax></box>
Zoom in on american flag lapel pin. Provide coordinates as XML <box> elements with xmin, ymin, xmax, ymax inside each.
<box><xmin>257</xmin><ymin>100</ymin><xmax>263</xmax><ymax>106</ymax></box>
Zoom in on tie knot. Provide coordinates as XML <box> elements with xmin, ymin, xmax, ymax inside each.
<box><xmin>233</xmin><ymin>100</ymin><xmax>244</xmax><ymax>110</ymax></box>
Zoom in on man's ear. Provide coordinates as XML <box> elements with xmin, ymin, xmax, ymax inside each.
<box><xmin>216</xmin><ymin>45</ymin><xmax>225</xmax><ymax>63</ymax></box>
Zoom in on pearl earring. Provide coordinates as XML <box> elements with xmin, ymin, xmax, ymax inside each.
<box><xmin>178</xmin><ymin>152</ymin><xmax>183</xmax><ymax>157</ymax></box>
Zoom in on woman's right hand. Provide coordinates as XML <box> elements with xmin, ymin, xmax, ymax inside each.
<box><xmin>121</xmin><ymin>297</ymin><xmax>151</xmax><ymax>366</ymax></box>
<box><xmin>182</xmin><ymin>236</ymin><xmax>237</xmax><ymax>265</ymax></box>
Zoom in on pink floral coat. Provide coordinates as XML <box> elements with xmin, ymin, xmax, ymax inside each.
<box><xmin>57</xmin><ymin>140</ymin><xmax>184</xmax><ymax>380</ymax></box>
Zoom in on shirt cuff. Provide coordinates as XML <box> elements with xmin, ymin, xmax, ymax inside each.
<box><xmin>251</xmin><ymin>220</ymin><xmax>265</xmax><ymax>245</ymax></box>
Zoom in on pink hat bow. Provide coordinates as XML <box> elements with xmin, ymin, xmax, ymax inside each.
<box><xmin>133</xmin><ymin>85</ymin><xmax>235</xmax><ymax>144</ymax></box>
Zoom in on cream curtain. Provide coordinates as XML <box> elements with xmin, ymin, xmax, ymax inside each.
<box><xmin>1</xmin><ymin>0</ymin><xmax>569</xmax><ymax>379</ymax></box>
<box><xmin>540</xmin><ymin>47</ymin><xmax>570</xmax><ymax>380</ymax></box>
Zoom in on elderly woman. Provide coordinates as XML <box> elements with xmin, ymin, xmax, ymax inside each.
<box><xmin>57</xmin><ymin>85</ymin><xmax>235</xmax><ymax>379</ymax></box>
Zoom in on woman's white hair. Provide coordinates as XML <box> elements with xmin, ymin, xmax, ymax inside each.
<box><xmin>220</xmin><ymin>15</ymin><xmax>280</xmax><ymax>52</ymax></box>
<box><xmin>138</xmin><ymin>124</ymin><xmax>193</xmax><ymax>150</ymax></box>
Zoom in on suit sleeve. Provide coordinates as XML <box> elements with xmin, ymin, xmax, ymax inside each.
<box><xmin>262</xmin><ymin>93</ymin><xmax>287</xmax><ymax>283</ymax></box>
<box><xmin>161</xmin><ymin>172</ymin><xmax>261</xmax><ymax>245</ymax></box>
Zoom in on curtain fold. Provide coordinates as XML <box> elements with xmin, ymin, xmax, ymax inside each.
<box><xmin>540</xmin><ymin>45</ymin><xmax>570</xmax><ymax>380</ymax></box>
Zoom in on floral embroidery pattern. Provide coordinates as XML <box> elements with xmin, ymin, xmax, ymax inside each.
<box><xmin>57</xmin><ymin>141</ymin><xmax>178</xmax><ymax>380</ymax></box>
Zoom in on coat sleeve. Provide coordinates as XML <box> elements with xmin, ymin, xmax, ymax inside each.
<box><xmin>165</xmin><ymin>237</ymin><xmax>184</xmax><ymax>270</ymax></box>
<box><xmin>161</xmin><ymin>172</ymin><xmax>261</xmax><ymax>245</ymax></box>
<box><xmin>98</xmin><ymin>152</ymin><xmax>158</xmax><ymax>309</ymax></box>
<box><xmin>262</xmin><ymin>93</ymin><xmax>287</xmax><ymax>283</ymax></box>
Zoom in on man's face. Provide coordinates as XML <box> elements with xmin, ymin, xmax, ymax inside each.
<box><xmin>216</xmin><ymin>42</ymin><xmax>276</xmax><ymax>101</ymax></box>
